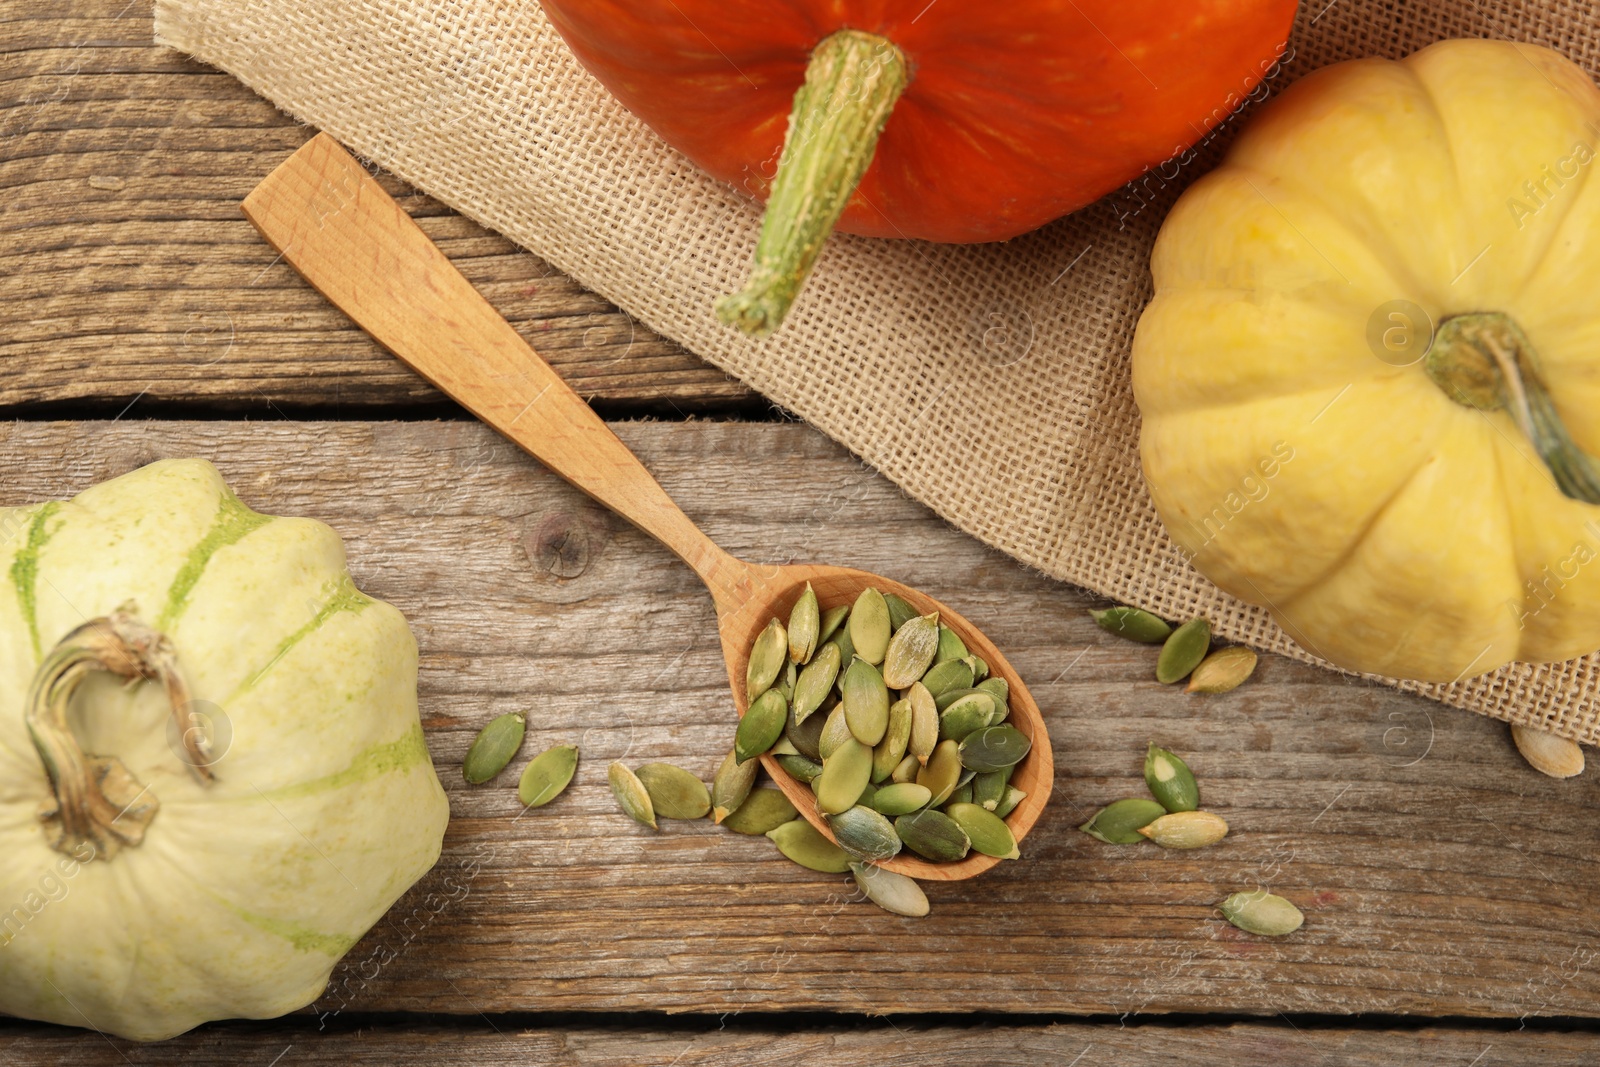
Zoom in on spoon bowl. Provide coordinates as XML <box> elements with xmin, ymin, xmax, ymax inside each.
<box><xmin>243</xmin><ymin>133</ymin><xmax>1052</xmax><ymax>882</ymax></box>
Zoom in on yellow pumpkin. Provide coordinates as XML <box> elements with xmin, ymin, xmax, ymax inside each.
<box><xmin>1132</xmin><ymin>39</ymin><xmax>1600</xmax><ymax>683</ymax></box>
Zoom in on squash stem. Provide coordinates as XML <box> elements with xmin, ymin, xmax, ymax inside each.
<box><xmin>1424</xmin><ymin>312</ymin><xmax>1600</xmax><ymax>504</ymax></box>
<box><xmin>715</xmin><ymin>30</ymin><xmax>909</xmax><ymax>338</ymax></box>
<box><xmin>24</xmin><ymin>604</ymin><xmax>208</xmax><ymax>860</ymax></box>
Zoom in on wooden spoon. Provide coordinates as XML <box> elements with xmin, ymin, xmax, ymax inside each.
<box><xmin>242</xmin><ymin>133</ymin><xmax>1053</xmax><ymax>880</ymax></box>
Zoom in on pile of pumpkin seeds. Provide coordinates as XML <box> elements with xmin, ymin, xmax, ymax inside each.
<box><xmin>1090</xmin><ymin>607</ymin><xmax>1258</xmax><ymax>692</ymax></box>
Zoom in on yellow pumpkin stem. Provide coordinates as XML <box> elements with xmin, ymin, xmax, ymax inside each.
<box><xmin>1424</xmin><ymin>312</ymin><xmax>1600</xmax><ymax>505</ymax></box>
<box><xmin>714</xmin><ymin>30</ymin><xmax>909</xmax><ymax>338</ymax></box>
<box><xmin>24</xmin><ymin>604</ymin><xmax>210</xmax><ymax>860</ymax></box>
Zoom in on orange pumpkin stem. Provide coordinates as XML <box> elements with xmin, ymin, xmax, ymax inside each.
<box><xmin>715</xmin><ymin>30</ymin><xmax>909</xmax><ymax>338</ymax></box>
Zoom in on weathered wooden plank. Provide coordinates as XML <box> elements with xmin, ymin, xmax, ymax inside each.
<box><xmin>2</xmin><ymin>420</ymin><xmax>1598</xmax><ymax>1020</ymax></box>
<box><xmin>0</xmin><ymin>2</ymin><xmax>753</xmax><ymax>415</ymax></box>
<box><xmin>2</xmin><ymin>1018</ymin><xmax>1596</xmax><ymax>1066</ymax></box>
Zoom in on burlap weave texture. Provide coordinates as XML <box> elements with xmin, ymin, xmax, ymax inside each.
<box><xmin>155</xmin><ymin>0</ymin><xmax>1600</xmax><ymax>741</ymax></box>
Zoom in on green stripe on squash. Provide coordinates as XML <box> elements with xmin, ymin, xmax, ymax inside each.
<box><xmin>158</xmin><ymin>492</ymin><xmax>273</xmax><ymax>630</ymax></box>
<box><xmin>10</xmin><ymin>501</ymin><xmax>63</xmax><ymax>662</ymax></box>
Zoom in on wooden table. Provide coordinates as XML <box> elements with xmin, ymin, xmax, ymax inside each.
<box><xmin>5</xmin><ymin>3</ymin><xmax>1599</xmax><ymax>1062</ymax></box>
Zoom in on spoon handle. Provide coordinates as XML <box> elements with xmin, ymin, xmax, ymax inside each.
<box><xmin>243</xmin><ymin>134</ymin><xmax>739</xmax><ymax>588</ymax></box>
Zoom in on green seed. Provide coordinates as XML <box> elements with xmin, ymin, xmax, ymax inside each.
<box><xmin>608</xmin><ymin>762</ymin><xmax>657</xmax><ymax>830</ymax></box>
<box><xmin>1219</xmin><ymin>890</ymin><xmax>1304</xmax><ymax>936</ymax></box>
<box><xmin>994</xmin><ymin>785</ymin><xmax>1027</xmax><ymax>819</ymax></box>
<box><xmin>767</xmin><ymin>818</ymin><xmax>852</xmax><ymax>873</ymax></box>
<box><xmin>517</xmin><ymin>743</ymin><xmax>579</xmax><ymax>808</ymax></box>
<box><xmin>722</xmin><ymin>787</ymin><xmax>800</xmax><ymax>834</ymax></box>
<box><xmin>775</xmin><ymin>753</ymin><xmax>823</xmax><ymax>783</ymax></box>
<box><xmin>873</xmin><ymin>698</ymin><xmax>914</xmax><ymax>782</ymax></box>
<box><xmin>938</xmin><ymin>692</ymin><xmax>997</xmax><ymax>742</ymax></box>
<box><xmin>890</xmin><ymin>753</ymin><xmax>921</xmax><ymax>784</ymax></box>
<box><xmin>916</xmin><ymin>739</ymin><xmax>963</xmax><ymax>806</ymax></box>
<box><xmin>871</xmin><ymin>781</ymin><xmax>933</xmax><ymax>816</ymax></box>
<box><xmin>851</xmin><ymin>862</ymin><xmax>929</xmax><ymax>917</ymax></box>
<box><xmin>907</xmin><ymin>682</ymin><xmax>939</xmax><ymax>765</ymax></box>
<box><xmin>947</xmin><ymin>781</ymin><xmax>974</xmax><ymax>806</ymax></box>
<box><xmin>788</xmin><ymin>582</ymin><xmax>820</xmax><ymax>665</ymax></box>
<box><xmin>817</xmin><ymin>737</ymin><xmax>873</xmax><ymax>815</ymax></box>
<box><xmin>828</xmin><ymin>618</ymin><xmax>857</xmax><ymax>676</ymax></box>
<box><xmin>1144</xmin><ymin>744</ymin><xmax>1200</xmax><ymax>813</ymax></box>
<box><xmin>848</xmin><ymin>588</ymin><xmax>892</xmax><ymax>665</ymax></box>
<box><xmin>635</xmin><ymin>763</ymin><xmax>712</xmax><ymax>820</ymax></box>
<box><xmin>818</xmin><ymin>703</ymin><xmax>852</xmax><ymax>761</ymax></box>
<box><xmin>920</xmin><ymin>658</ymin><xmax>974</xmax><ymax>698</ymax></box>
<box><xmin>977</xmin><ymin>677</ymin><xmax>1010</xmax><ymax>720</ymax></box>
<box><xmin>771</xmin><ymin>736</ymin><xmax>801</xmax><ymax>757</ymax></box>
<box><xmin>883</xmin><ymin>592</ymin><xmax>919</xmax><ymax>632</ymax></box>
<box><xmin>747</xmin><ymin>617</ymin><xmax>789</xmax><ymax>701</ymax></box>
<box><xmin>736</xmin><ymin>688</ymin><xmax>789</xmax><ymax>763</ymax></box>
<box><xmin>1079</xmin><ymin>797</ymin><xmax>1167</xmax><ymax>844</ymax></box>
<box><xmin>842</xmin><ymin>656</ymin><xmax>890</xmax><ymax>746</ymax></box>
<box><xmin>1139</xmin><ymin>810</ymin><xmax>1229</xmax><ymax>849</ymax></box>
<box><xmin>711</xmin><ymin>749</ymin><xmax>759</xmax><ymax>823</ymax></box>
<box><xmin>1156</xmin><ymin>617</ymin><xmax>1212</xmax><ymax>684</ymax></box>
<box><xmin>817</xmin><ymin>604</ymin><xmax>851</xmax><ymax>646</ymax></box>
<box><xmin>962</xmin><ymin>654</ymin><xmax>989</xmax><ymax>682</ymax></box>
<box><xmin>791</xmin><ymin>641</ymin><xmax>841</xmax><ymax>725</ymax></box>
<box><xmin>972</xmin><ymin>768</ymin><xmax>1011</xmax><ymax>812</ymax></box>
<box><xmin>958</xmin><ymin>724</ymin><xmax>1031</xmax><ymax>772</ymax></box>
<box><xmin>894</xmin><ymin>808</ymin><xmax>971</xmax><ymax>862</ymax></box>
<box><xmin>1187</xmin><ymin>646</ymin><xmax>1258</xmax><ymax>694</ymax></box>
<box><xmin>946</xmin><ymin>802</ymin><xmax>1020</xmax><ymax>859</ymax></box>
<box><xmin>773</xmin><ymin>659</ymin><xmax>797</xmax><ymax>703</ymax></box>
<box><xmin>463</xmin><ymin>712</ymin><xmax>526</xmax><ymax>784</ymax></box>
<box><xmin>1091</xmin><ymin>605</ymin><xmax>1173</xmax><ymax>644</ymax></box>
<box><xmin>882</xmin><ymin>612</ymin><xmax>941</xmax><ymax>689</ymax></box>
<box><xmin>935</xmin><ymin>623</ymin><xmax>969</xmax><ymax>664</ymax></box>
<box><xmin>829</xmin><ymin>804</ymin><xmax>903</xmax><ymax>862</ymax></box>
<box><xmin>785</xmin><ymin>696</ymin><xmax>828</xmax><ymax>760</ymax></box>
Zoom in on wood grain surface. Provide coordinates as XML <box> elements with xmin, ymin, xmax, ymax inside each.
<box><xmin>3</xmin><ymin>1017</ymin><xmax>1595</xmax><ymax>1066</ymax></box>
<box><xmin>0</xmin><ymin>0</ymin><xmax>752</xmax><ymax>416</ymax></box>
<box><xmin>3</xmin><ymin>420</ymin><xmax>1597</xmax><ymax>1021</ymax></box>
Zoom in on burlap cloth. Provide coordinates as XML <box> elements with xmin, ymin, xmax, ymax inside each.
<box><xmin>154</xmin><ymin>0</ymin><xmax>1600</xmax><ymax>742</ymax></box>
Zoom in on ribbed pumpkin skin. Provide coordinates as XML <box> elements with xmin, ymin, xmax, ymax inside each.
<box><xmin>1132</xmin><ymin>41</ymin><xmax>1600</xmax><ymax>683</ymax></box>
<box><xmin>539</xmin><ymin>0</ymin><xmax>1299</xmax><ymax>242</ymax></box>
<box><xmin>0</xmin><ymin>460</ymin><xmax>449</xmax><ymax>1041</ymax></box>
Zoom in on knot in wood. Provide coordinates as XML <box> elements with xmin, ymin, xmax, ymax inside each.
<box><xmin>524</xmin><ymin>512</ymin><xmax>594</xmax><ymax>579</ymax></box>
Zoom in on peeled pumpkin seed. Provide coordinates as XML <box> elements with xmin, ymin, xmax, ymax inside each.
<box><xmin>736</xmin><ymin>688</ymin><xmax>789</xmax><ymax>764</ymax></box>
<box><xmin>1220</xmin><ymin>890</ymin><xmax>1304</xmax><ymax>936</ymax></box>
<box><xmin>517</xmin><ymin>743</ymin><xmax>579</xmax><ymax>808</ymax></box>
<box><xmin>791</xmin><ymin>641</ymin><xmax>841</xmax><ymax>725</ymax></box>
<box><xmin>977</xmin><ymin>677</ymin><xmax>1010</xmax><ymax>716</ymax></box>
<box><xmin>635</xmin><ymin>763</ymin><xmax>712</xmax><ymax>820</ymax></box>
<box><xmin>767</xmin><ymin>818</ymin><xmax>853</xmax><ymax>873</ymax></box>
<box><xmin>962</xmin><ymin>655</ymin><xmax>989</xmax><ymax>682</ymax></box>
<box><xmin>1139</xmin><ymin>810</ymin><xmax>1229</xmax><ymax>849</ymax></box>
<box><xmin>1156</xmin><ymin>617</ymin><xmax>1212</xmax><ymax>685</ymax></box>
<box><xmin>994</xmin><ymin>785</ymin><xmax>1026</xmax><ymax>819</ymax></box>
<box><xmin>920</xmin><ymin>658</ymin><xmax>975</xmax><ymax>698</ymax></box>
<box><xmin>608</xmin><ymin>762</ymin><xmax>657</xmax><ymax>830</ymax></box>
<box><xmin>747</xmin><ymin>617</ymin><xmax>789</xmax><ymax>700</ymax></box>
<box><xmin>818</xmin><ymin>604</ymin><xmax>851</xmax><ymax>646</ymax></box>
<box><xmin>1187</xmin><ymin>646</ymin><xmax>1257</xmax><ymax>694</ymax></box>
<box><xmin>1079</xmin><ymin>797</ymin><xmax>1167</xmax><ymax>844</ymax></box>
<box><xmin>828</xmin><ymin>619</ymin><xmax>857</xmax><ymax>676</ymax></box>
<box><xmin>1511</xmin><ymin>724</ymin><xmax>1585</xmax><ymax>779</ymax></box>
<box><xmin>817</xmin><ymin>737</ymin><xmax>873</xmax><ymax>815</ymax></box>
<box><xmin>722</xmin><ymin>787</ymin><xmax>799</xmax><ymax>834</ymax></box>
<box><xmin>935</xmin><ymin>623</ymin><xmax>969</xmax><ymax>664</ymax></box>
<box><xmin>939</xmin><ymin>692</ymin><xmax>997</xmax><ymax>742</ymax></box>
<box><xmin>907</xmin><ymin>682</ymin><xmax>939</xmax><ymax>764</ymax></box>
<box><xmin>711</xmin><ymin>749</ymin><xmax>759</xmax><ymax>823</ymax></box>
<box><xmin>895</xmin><ymin>808</ymin><xmax>971</xmax><ymax>862</ymax></box>
<box><xmin>871</xmin><ymin>781</ymin><xmax>933</xmax><ymax>816</ymax></box>
<box><xmin>851</xmin><ymin>862</ymin><xmax>929</xmax><ymax>918</ymax></box>
<box><xmin>788</xmin><ymin>582</ymin><xmax>820</xmax><ymax>665</ymax></box>
<box><xmin>934</xmin><ymin>686</ymin><xmax>988</xmax><ymax>712</ymax></box>
<box><xmin>842</xmin><ymin>656</ymin><xmax>891</xmax><ymax>746</ymax></box>
<box><xmin>882</xmin><ymin>612</ymin><xmax>941</xmax><ymax>688</ymax></box>
<box><xmin>786</xmin><ymin>697</ymin><xmax>827</xmax><ymax>760</ymax></box>
<box><xmin>971</xmin><ymin>768</ymin><xmax>1010</xmax><ymax>812</ymax></box>
<box><xmin>829</xmin><ymin>804</ymin><xmax>903</xmax><ymax>862</ymax></box>
<box><xmin>883</xmin><ymin>592</ymin><xmax>919</xmax><ymax>632</ymax></box>
<box><xmin>775</xmin><ymin>753</ymin><xmax>823</xmax><ymax>783</ymax></box>
<box><xmin>946</xmin><ymin>802</ymin><xmax>1020</xmax><ymax>859</ymax></box>
<box><xmin>463</xmin><ymin>712</ymin><xmax>526</xmax><ymax>784</ymax></box>
<box><xmin>873</xmin><ymin>698</ymin><xmax>914</xmax><ymax>782</ymax></box>
<box><xmin>1090</xmin><ymin>605</ymin><xmax>1173</xmax><ymax>644</ymax></box>
<box><xmin>890</xmin><ymin>753</ymin><xmax>921</xmax><ymax>784</ymax></box>
<box><xmin>916</xmin><ymin>739</ymin><xmax>963</xmax><ymax>806</ymax></box>
<box><xmin>818</xmin><ymin>703</ymin><xmax>853</xmax><ymax>761</ymax></box>
<box><xmin>848</xmin><ymin>588</ymin><xmax>893</xmax><ymax>665</ymax></box>
<box><xmin>947</xmin><ymin>781</ymin><xmax>974</xmax><ymax>806</ymax></box>
<box><xmin>959</xmin><ymin>724</ymin><xmax>1031</xmax><ymax>772</ymax></box>
<box><xmin>1144</xmin><ymin>744</ymin><xmax>1200</xmax><ymax>813</ymax></box>
<box><xmin>773</xmin><ymin>659</ymin><xmax>797</xmax><ymax>703</ymax></box>
<box><xmin>770</xmin><ymin>735</ymin><xmax>800</xmax><ymax>757</ymax></box>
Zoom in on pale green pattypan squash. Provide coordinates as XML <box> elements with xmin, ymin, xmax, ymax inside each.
<box><xmin>0</xmin><ymin>459</ymin><xmax>449</xmax><ymax>1040</ymax></box>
